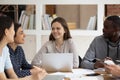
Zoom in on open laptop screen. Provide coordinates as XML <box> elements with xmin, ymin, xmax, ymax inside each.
<box><xmin>42</xmin><ymin>53</ymin><xmax>73</xmax><ymax>72</ymax></box>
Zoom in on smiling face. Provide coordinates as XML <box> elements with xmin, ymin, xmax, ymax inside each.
<box><xmin>51</xmin><ymin>22</ymin><xmax>65</xmax><ymax>41</ymax></box>
<box><xmin>14</xmin><ymin>26</ymin><xmax>25</xmax><ymax>44</ymax></box>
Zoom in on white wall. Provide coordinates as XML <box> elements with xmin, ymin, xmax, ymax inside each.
<box><xmin>21</xmin><ymin>35</ymin><xmax>36</xmax><ymax>62</ymax></box>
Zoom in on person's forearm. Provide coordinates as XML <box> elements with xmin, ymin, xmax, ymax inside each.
<box><xmin>16</xmin><ymin>70</ymin><xmax>31</xmax><ymax>77</ymax></box>
<box><xmin>5</xmin><ymin>68</ymin><xmax>18</xmax><ymax>79</ymax></box>
<box><xmin>8</xmin><ymin>72</ymin><xmax>18</xmax><ymax>79</ymax></box>
<box><xmin>7</xmin><ymin>76</ymin><xmax>32</xmax><ymax>80</ymax></box>
<box><xmin>81</xmin><ymin>60</ymin><xmax>94</xmax><ymax>69</ymax></box>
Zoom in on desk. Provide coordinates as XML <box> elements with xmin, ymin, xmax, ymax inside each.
<box><xmin>95</xmin><ymin>69</ymin><xmax>114</xmax><ymax>80</ymax></box>
<box><xmin>46</xmin><ymin>69</ymin><xmax>114</xmax><ymax>80</ymax></box>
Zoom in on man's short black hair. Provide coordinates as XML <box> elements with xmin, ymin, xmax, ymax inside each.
<box><xmin>106</xmin><ymin>15</ymin><xmax>120</xmax><ymax>28</ymax></box>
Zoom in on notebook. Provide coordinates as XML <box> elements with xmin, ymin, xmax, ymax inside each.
<box><xmin>41</xmin><ymin>53</ymin><xmax>73</xmax><ymax>72</ymax></box>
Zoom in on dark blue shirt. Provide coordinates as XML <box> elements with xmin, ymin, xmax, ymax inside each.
<box><xmin>7</xmin><ymin>45</ymin><xmax>33</xmax><ymax>77</ymax></box>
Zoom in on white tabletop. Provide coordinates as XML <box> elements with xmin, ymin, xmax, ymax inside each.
<box><xmin>47</xmin><ymin>69</ymin><xmax>104</xmax><ymax>80</ymax></box>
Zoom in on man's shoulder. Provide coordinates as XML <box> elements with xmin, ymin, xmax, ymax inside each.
<box><xmin>94</xmin><ymin>35</ymin><xmax>104</xmax><ymax>40</ymax></box>
<box><xmin>91</xmin><ymin>35</ymin><xmax>105</xmax><ymax>43</ymax></box>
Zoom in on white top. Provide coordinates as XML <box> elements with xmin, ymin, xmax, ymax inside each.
<box><xmin>0</xmin><ymin>46</ymin><xmax>13</xmax><ymax>73</ymax></box>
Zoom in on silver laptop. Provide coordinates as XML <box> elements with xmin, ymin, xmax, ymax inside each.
<box><xmin>41</xmin><ymin>53</ymin><xmax>73</xmax><ymax>72</ymax></box>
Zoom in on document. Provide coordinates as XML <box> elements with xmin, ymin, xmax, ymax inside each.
<box><xmin>48</xmin><ymin>69</ymin><xmax>104</xmax><ymax>80</ymax></box>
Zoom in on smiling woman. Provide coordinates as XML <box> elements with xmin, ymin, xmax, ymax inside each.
<box><xmin>32</xmin><ymin>17</ymin><xmax>80</xmax><ymax>69</ymax></box>
<box><xmin>0</xmin><ymin>15</ymin><xmax>47</xmax><ymax>80</ymax></box>
<box><xmin>7</xmin><ymin>23</ymin><xmax>46</xmax><ymax>78</ymax></box>
<box><xmin>7</xmin><ymin>23</ymin><xmax>33</xmax><ymax>77</ymax></box>
<box><xmin>0</xmin><ymin>15</ymin><xmax>15</xmax><ymax>74</ymax></box>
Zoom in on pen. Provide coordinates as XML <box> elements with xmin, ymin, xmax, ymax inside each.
<box><xmin>86</xmin><ymin>73</ymin><xmax>100</xmax><ymax>76</ymax></box>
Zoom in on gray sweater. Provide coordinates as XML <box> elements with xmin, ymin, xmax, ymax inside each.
<box><xmin>81</xmin><ymin>35</ymin><xmax>120</xmax><ymax>69</ymax></box>
<box><xmin>32</xmin><ymin>39</ymin><xmax>79</xmax><ymax>68</ymax></box>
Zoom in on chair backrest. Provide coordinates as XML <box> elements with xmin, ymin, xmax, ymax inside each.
<box><xmin>78</xmin><ymin>56</ymin><xmax>82</xmax><ymax>68</ymax></box>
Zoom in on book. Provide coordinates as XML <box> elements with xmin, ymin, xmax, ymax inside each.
<box><xmin>19</xmin><ymin>10</ymin><xmax>26</xmax><ymax>25</ymax></box>
<box><xmin>52</xmin><ymin>14</ymin><xmax>57</xmax><ymax>19</ymax></box>
<box><xmin>42</xmin><ymin>15</ymin><xmax>48</xmax><ymax>30</ymax></box>
<box><xmin>19</xmin><ymin>10</ymin><xmax>36</xmax><ymax>30</ymax></box>
<box><xmin>67</xmin><ymin>22</ymin><xmax>76</xmax><ymax>30</ymax></box>
<box><xmin>22</xmin><ymin>14</ymin><xmax>30</xmax><ymax>29</ymax></box>
<box><xmin>28</xmin><ymin>14</ymin><xmax>35</xmax><ymax>29</ymax></box>
<box><xmin>19</xmin><ymin>10</ymin><xmax>29</xmax><ymax>29</ymax></box>
<box><xmin>42</xmin><ymin>14</ymin><xmax>51</xmax><ymax>30</ymax></box>
<box><xmin>86</xmin><ymin>16</ymin><xmax>96</xmax><ymax>30</ymax></box>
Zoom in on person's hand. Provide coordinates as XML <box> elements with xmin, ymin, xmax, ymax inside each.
<box><xmin>104</xmin><ymin>60</ymin><xmax>115</xmax><ymax>65</ymax></box>
<box><xmin>94</xmin><ymin>57</ymin><xmax>113</xmax><ymax>69</ymax></box>
<box><xmin>94</xmin><ymin>60</ymin><xmax>104</xmax><ymax>69</ymax></box>
<box><xmin>30</xmin><ymin>66</ymin><xmax>42</xmax><ymax>74</ymax></box>
<box><xmin>105</xmin><ymin>64</ymin><xmax>120</xmax><ymax>77</ymax></box>
<box><xmin>104</xmin><ymin>57</ymin><xmax>112</xmax><ymax>60</ymax></box>
<box><xmin>31</xmin><ymin>68</ymin><xmax>47</xmax><ymax>80</ymax></box>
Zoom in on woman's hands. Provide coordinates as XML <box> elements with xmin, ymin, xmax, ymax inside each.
<box><xmin>30</xmin><ymin>66</ymin><xmax>47</xmax><ymax>80</ymax></box>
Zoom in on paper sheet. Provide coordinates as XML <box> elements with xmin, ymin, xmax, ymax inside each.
<box><xmin>48</xmin><ymin>69</ymin><xmax>104</xmax><ymax>80</ymax></box>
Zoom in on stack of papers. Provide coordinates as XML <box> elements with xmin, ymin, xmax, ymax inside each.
<box><xmin>47</xmin><ymin>69</ymin><xmax>104</xmax><ymax>80</ymax></box>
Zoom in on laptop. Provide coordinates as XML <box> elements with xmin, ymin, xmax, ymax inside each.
<box><xmin>41</xmin><ymin>53</ymin><xmax>73</xmax><ymax>72</ymax></box>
